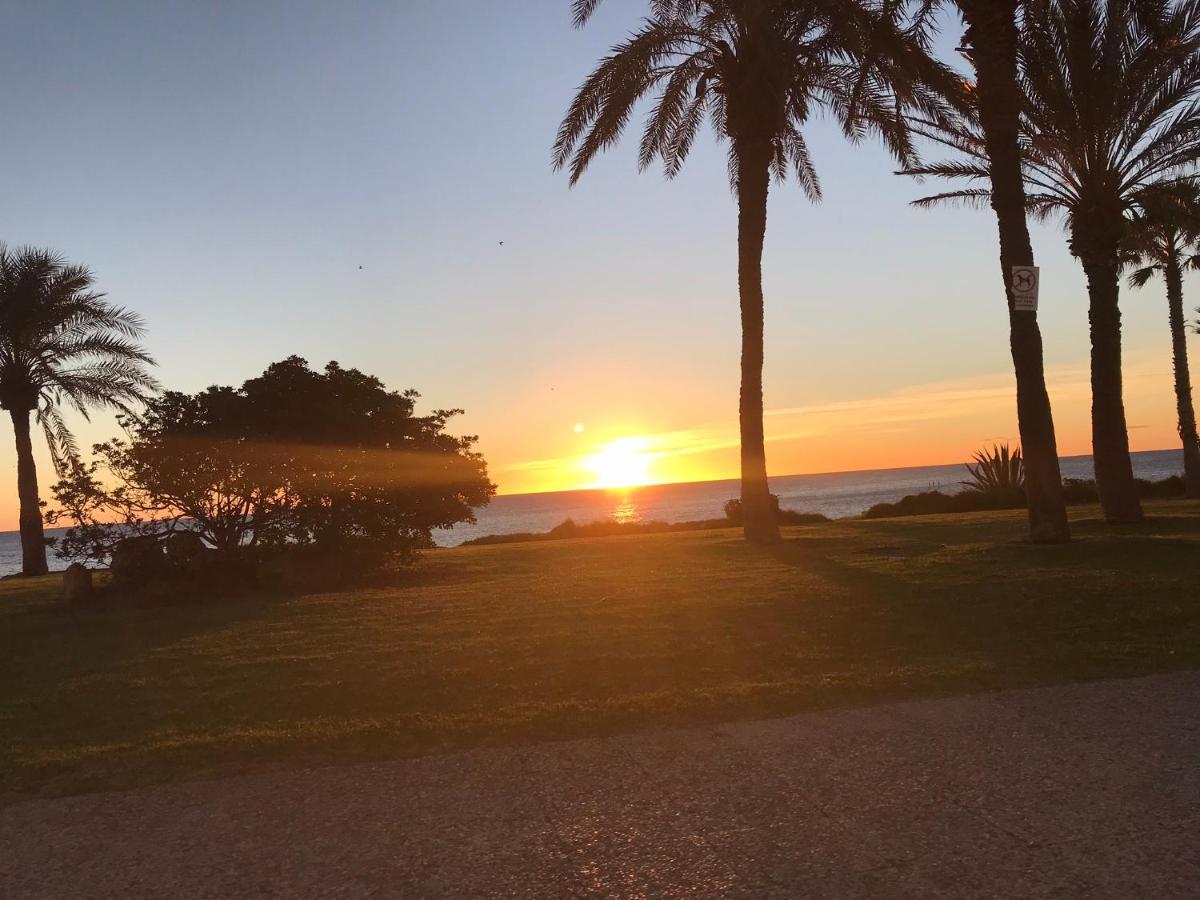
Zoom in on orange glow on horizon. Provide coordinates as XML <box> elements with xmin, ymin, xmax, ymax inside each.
<box><xmin>488</xmin><ymin>351</ymin><xmax>1187</xmax><ymax>497</ymax></box>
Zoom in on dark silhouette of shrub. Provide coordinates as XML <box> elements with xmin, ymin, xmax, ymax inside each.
<box><xmin>724</xmin><ymin>495</ymin><xmax>778</xmax><ymax>524</ymax></box>
<box><xmin>1062</xmin><ymin>478</ymin><xmax>1101</xmax><ymax>504</ymax></box>
<box><xmin>723</xmin><ymin>494</ymin><xmax>823</xmax><ymax>525</ymax></box>
<box><xmin>866</xmin><ymin>475</ymin><xmax>1186</xmax><ymax>520</ymax></box>
<box><xmin>48</xmin><ymin>357</ymin><xmax>495</xmax><ymax>588</ymax></box>
<box><xmin>778</xmin><ymin>510</ymin><xmax>831</xmax><ymax>525</ymax></box>
<box><xmin>864</xmin><ymin>491</ymin><xmax>975</xmax><ymax>519</ymax></box>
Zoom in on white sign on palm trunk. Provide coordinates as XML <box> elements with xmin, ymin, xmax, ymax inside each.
<box><xmin>1012</xmin><ymin>265</ymin><xmax>1039</xmax><ymax>311</ymax></box>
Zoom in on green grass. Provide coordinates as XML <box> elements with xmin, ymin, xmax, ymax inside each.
<box><xmin>3</xmin><ymin>501</ymin><xmax>1200</xmax><ymax>804</ymax></box>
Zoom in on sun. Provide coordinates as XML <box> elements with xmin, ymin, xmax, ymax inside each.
<box><xmin>584</xmin><ymin>437</ymin><xmax>654</xmax><ymax>489</ymax></box>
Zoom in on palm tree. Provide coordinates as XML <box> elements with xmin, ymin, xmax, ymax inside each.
<box><xmin>906</xmin><ymin>0</ymin><xmax>1200</xmax><ymax>524</ymax></box>
<box><xmin>1125</xmin><ymin>183</ymin><xmax>1200</xmax><ymax>497</ymax></box>
<box><xmin>959</xmin><ymin>0</ymin><xmax>1070</xmax><ymax>543</ymax></box>
<box><xmin>0</xmin><ymin>246</ymin><xmax>157</xmax><ymax>575</ymax></box>
<box><xmin>909</xmin><ymin>0</ymin><xmax>1070</xmax><ymax>542</ymax></box>
<box><xmin>554</xmin><ymin>0</ymin><xmax>953</xmax><ymax>543</ymax></box>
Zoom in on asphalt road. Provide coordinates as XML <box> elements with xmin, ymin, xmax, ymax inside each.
<box><xmin>4</xmin><ymin>672</ymin><xmax>1198</xmax><ymax>898</ymax></box>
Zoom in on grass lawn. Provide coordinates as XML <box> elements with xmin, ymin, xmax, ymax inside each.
<box><xmin>3</xmin><ymin>501</ymin><xmax>1200</xmax><ymax>804</ymax></box>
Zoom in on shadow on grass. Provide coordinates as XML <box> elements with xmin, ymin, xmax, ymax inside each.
<box><xmin>360</xmin><ymin>560</ymin><xmax>477</xmax><ymax>591</ymax></box>
<box><xmin>1069</xmin><ymin>512</ymin><xmax>1200</xmax><ymax>538</ymax></box>
<box><xmin>752</xmin><ymin>524</ymin><xmax>1200</xmax><ymax>691</ymax></box>
<box><xmin>7</xmin><ymin>513</ymin><xmax>1200</xmax><ymax>803</ymax></box>
<box><xmin>2</xmin><ymin>590</ymin><xmax>281</xmax><ymax>683</ymax></box>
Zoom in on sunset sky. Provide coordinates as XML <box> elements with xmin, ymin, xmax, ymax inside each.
<box><xmin>0</xmin><ymin>0</ymin><xmax>1194</xmax><ymax>528</ymax></box>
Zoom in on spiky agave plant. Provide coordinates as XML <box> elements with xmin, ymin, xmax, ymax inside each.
<box><xmin>962</xmin><ymin>443</ymin><xmax>1025</xmax><ymax>502</ymax></box>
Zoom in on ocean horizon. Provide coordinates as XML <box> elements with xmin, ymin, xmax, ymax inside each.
<box><xmin>8</xmin><ymin>448</ymin><xmax>1185</xmax><ymax>577</ymax></box>
<box><xmin>437</xmin><ymin>447</ymin><xmax>1185</xmax><ymax>546</ymax></box>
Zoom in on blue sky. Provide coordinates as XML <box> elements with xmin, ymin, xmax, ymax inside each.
<box><xmin>0</xmin><ymin>1</ymin><xmax>1192</xmax><ymax>513</ymax></box>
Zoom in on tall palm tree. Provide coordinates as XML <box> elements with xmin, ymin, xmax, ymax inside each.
<box><xmin>554</xmin><ymin>0</ymin><xmax>953</xmax><ymax>543</ymax></box>
<box><xmin>910</xmin><ymin>0</ymin><xmax>1070</xmax><ymax>542</ymax></box>
<box><xmin>906</xmin><ymin>0</ymin><xmax>1200</xmax><ymax>524</ymax></box>
<box><xmin>0</xmin><ymin>246</ymin><xmax>157</xmax><ymax>575</ymax></box>
<box><xmin>1125</xmin><ymin>183</ymin><xmax>1200</xmax><ymax>497</ymax></box>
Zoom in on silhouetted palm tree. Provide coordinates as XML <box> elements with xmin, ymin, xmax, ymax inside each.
<box><xmin>1125</xmin><ymin>183</ymin><xmax>1200</xmax><ymax>497</ymax></box>
<box><xmin>964</xmin><ymin>0</ymin><xmax>1069</xmax><ymax>541</ymax></box>
<box><xmin>0</xmin><ymin>246</ymin><xmax>157</xmax><ymax>575</ymax></box>
<box><xmin>554</xmin><ymin>0</ymin><xmax>952</xmax><ymax>543</ymax></box>
<box><xmin>907</xmin><ymin>0</ymin><xmax>1070</xmax><ymax>543</ymax></box>
<box><xmin>907</xmin><ymin>0</ymin><xmax>1200</xmax><ymax>524</ymax></box>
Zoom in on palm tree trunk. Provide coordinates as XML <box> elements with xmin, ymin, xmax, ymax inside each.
<box><xmin>962</xmin><ymin>0</ymin><xmax>1070</xmax><ymax>543</ymax></box>
<box><xmin>1164</xmin><ymin>254</ymin><xmax>1200</xmax><ymax>497</ymax></box>
<box><xmin>735</xmin><ymin>138</ymin><xmax>780</xmax><ymax>545</ymax></box>
<box><xmin>10</xmin><ymin>408</ymin><xmax>48</xmax><ymax>575</ymax></box>
<box><xmin>1083</xmin><ymin>258</ymin><xmax>1144</xmax><ymax>522</ymax></box>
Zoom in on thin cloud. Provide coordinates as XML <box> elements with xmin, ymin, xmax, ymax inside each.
<box><xmin>501</xmin><ymin>352</ymin><xmax>1173</xmax><ymax>484</ymax></box>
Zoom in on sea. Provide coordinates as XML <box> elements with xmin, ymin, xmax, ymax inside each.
<box><xmin>439</xmin><ymin>448</ymin><xmax>1185</xmax><ymax>547</ymax></box>
<box><xmin>8</xmin><ymin>449</ymin><xmax>1184</xmax><ymax>576</ymax></box>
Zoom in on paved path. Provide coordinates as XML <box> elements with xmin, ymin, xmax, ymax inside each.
<box><xmin>3</xmin><ymin>673</ymin><xmax>1198</xmax><ymax>899</ymax></box>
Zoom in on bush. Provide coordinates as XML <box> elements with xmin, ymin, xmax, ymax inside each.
<box><xmin>47</xmin><ymin>356</ymin><xmax>495</xmax><ymax>589</ymax></box>
<box><xmin>865</xmin><ymin>475</ymin><xmax>1187</xmax><ymax>520</ymax></box>
<box><xmin>1061</xmin><ymin>478</ymin><xmax>1099</xmax><ymax>504</ymax></box>
<box><xmin>867</xmin><ymin>491</ymin><xmax>958</xmax><ymax>519</ymax></box>
<box><xmin>724</xmin><ymin>496</ymin><xmax>776</xmax><ymax>524</ymax></box>
<box><xmin>723</xmin><ymin>495</ymin><xmax>826</xmax><ymax>525</ymax></box>
<box><xmin>1061</xmin><ymin>476</ymin><xmax>1184</xmax><ymax>505</ymax></box>
<box><xmin>1138</xmin><ymin>475</ymin><xmax>1186</xmax><ymax>498</ymax></box>
<box><xmin>777</xmin><ymin>510</ymin><xmax>831</xmax><ymax>524</ymax></box>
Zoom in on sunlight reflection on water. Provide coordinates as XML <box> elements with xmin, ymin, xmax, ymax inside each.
<box><xmin>610</xmin><ymin>492</ymin><xmax>639</xmax><ymax>524</ymax></box>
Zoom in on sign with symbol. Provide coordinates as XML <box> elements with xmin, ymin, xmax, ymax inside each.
<box><xmin>1012</xmin><ymin>265</ymin><xmax>1039</xmax><ymax>311</ymax></box>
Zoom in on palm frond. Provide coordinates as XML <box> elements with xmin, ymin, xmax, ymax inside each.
<box><xmin>571</xmin><ymin>0</ymin><xmax>603</xmax><ymax>28</ymax></box>
<box><xmin>0</xmin><ymin>244</ymin><xmax>158</xmax><ymax>467</ymax></box>
<box><xmin>903</xmin><ymin>0</ymin><xmax>1200</xmax><ymax>258</ymax></box>
<box><xmin>910</xmin><ymin>188</ymin><xmax>993</xmax><ymax>210</ymax></box>
<box><xmin>1128</xmin><ymin>264</ymin><xmax>1161</xmax><ymax>288</ymax></box>
<box><xmin>553</xmin><ymin>20</ymin><xmax>704</xmax><ymax>185</ymax></box>
<box><xmin>35</xmin><ymin>404</ymin><xmax>78</xmax><ymax>477</ymax></box>
<box><xmin>555</xmin><ymin>0</ymin><xmax>962</xmax><ymax>194</ymax></box>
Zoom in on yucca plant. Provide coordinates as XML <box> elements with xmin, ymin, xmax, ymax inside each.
<box><xmin>962</xmin><ymin>443</ymin><xmax>1025</xmax><ymax>503</ymax></box>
